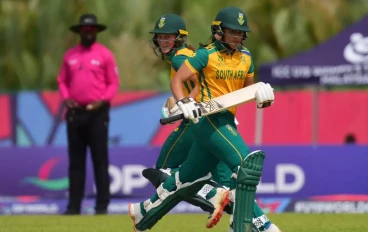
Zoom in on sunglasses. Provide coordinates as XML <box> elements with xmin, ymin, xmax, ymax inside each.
<box><xmin>81</xmin><ymin>26</ymin><xmax>98</xmax><ymax>33</ymax></box>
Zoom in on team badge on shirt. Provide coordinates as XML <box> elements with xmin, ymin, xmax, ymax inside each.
<box><xmin>91</xmin><ymin>59</ymin><xmax>100</xmax><ymax>66</ymax></box>
<box><xmin>226</xmin><ymin>124</ymin><xmax>238</xmax><ymax>136</ymax></box>
<box><xmin>216</xmin><ymin>55</ymin><xmax>226</xmax><ymax>67</ymax></box>
<box><xmin>68</xmin><ymin>59</ymin><xmax>78</xmax><ymax>65</ymax></box>
<box><xmin>241</xmin><ymin>56</ymin><xmax>246</xmax><ymax>65</ymax></box>
<box><xmin>158</xmin><ymin>17</ymin><xmax>166</xmax><ymax>28</ymax></box>
<box><xmin>238</xmin><ymin>13</ymin><xmax>244</xmax><ymax>25</ymax></box>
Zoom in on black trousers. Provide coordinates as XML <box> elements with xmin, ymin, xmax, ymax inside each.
<box><xmin>65</xmin><ymin>104</ymin><xmax>110</xmax><ymax>212</ymax></box>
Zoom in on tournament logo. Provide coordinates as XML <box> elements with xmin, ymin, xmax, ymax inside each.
<box><xmin>237</xmin><ymin>13</ymin><xmax>244</xmax><ymax>25</ymax></box>
<box><xmin>22</xmin><ymin>157</ymin><xmax>68</xmax><ymax>191</ymax></box>
<box><xmin>158</xmin><ymin>17</ymin><xmax>166</xmax><ymax>28</ymax></box>
<box><xmin>343</xmin><ymin>33</ymin><xmax>368</xmax><ymax>64</ymax></box>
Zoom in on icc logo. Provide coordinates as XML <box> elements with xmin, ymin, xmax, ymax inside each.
<box><xmin>343</xmin><ymin>33</ymin><xmax>368</xmax><ymax>64</ymax></box>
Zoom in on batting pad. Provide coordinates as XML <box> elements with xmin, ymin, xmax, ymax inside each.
<box><xmin>143</xmin><ymin>168</ymin><xmax>228</xmax><ymax>215</ymax></box>
<box><xmin>233</xmin><ymin>150</ymin><xmax>265</xmax><ymax>232</ymax></box>
<box><xmin>136</xmin><ymin>177</ymin><xmax>212</xmax><ymax>231</ymax></box>
<box><xmin>183</xmin><ymin>194</ymin><xmax>214</xmax><ymax>213</ymax></box>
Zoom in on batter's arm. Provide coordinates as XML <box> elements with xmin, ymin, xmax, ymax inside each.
<box><xmin>243</xmin><ymin>76</ymin><xmax>254</xmax><ymax>88</ymax></box>
<box><xmin>244</xmin><ymin>54</ymin><xmax>255</xmax><ymax>87</ymax></box>
<box><xmin>171</xmin><ymin>47</ymin><xmax>208</xmax><ymax>101</ymax></box>
<box><xmin>170</xmin><ymin>63</ymin><xmax>196</xmax><ymax>101</ymax></box>
<box><xmin>188</xmin><ymin>74</ymin><xmax>199</xmax><ymax>99</ymax></box>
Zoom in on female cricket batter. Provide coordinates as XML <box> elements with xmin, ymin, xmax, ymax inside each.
<box><xmin>148</xmin><ymin>13</ymin><xmax>197</xmax><ymax>170</ymax></box>
<box><xmin>143</xmin><ymin>13</ymin><xmax>279</xmax><ymax>232</ymax></box>
<box><xmin>130</xmin><ymin>7</ymin><xmax>282</xmax><ymax>232</ymax></box>
<box><xmin>142</xmin><ymin>12</ymin><xmax>232</xmax><ymax>227</ymax></box>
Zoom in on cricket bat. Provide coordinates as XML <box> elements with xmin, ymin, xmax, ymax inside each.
<box><xmin>159</xmin><ymin>82</ymin><xmax>265</xmax><ymax>125</ymax></box>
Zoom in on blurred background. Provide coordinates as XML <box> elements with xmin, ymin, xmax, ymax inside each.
<box><xmin>0</xmin><ymin>0</ymin><xmax>367</xmax><ymax>217</ymax></box>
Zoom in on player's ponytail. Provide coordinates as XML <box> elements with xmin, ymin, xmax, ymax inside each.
<box><xmin>184</xmin><ymin>43</ymin><xmax>196</xmax><ymax>51</ymax></box>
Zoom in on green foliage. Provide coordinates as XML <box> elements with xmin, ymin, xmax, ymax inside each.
<box><xmin>1</xmin><ymin>0</ymin><xmax>367</xmax><ymax>90</ymax></box>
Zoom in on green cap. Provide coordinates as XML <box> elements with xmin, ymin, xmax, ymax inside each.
<box><xmin>213</xmin><ymin>6</ymin><xmax>251</xmax><ymax>32</ymax></box>
<box><xmin>150</xmin><ymin>14</ymin><xmax>188</xmax><ymax>35</ymax></box>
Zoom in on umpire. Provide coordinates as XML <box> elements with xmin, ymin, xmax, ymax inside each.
<box><xmin>57</xmin><ymin>14</ymin><xmax>119</xmax><ymax>215</ymax></box>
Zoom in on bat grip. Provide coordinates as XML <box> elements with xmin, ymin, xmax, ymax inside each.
<box><xmin>160</xmin><ymin>114</ymin><xmax>185</xmax><ymax>125</ymax></box>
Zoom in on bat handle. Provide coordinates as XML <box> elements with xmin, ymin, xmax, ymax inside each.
<box><xmin>160</xmin><ymin>114</ymin><xmax>185</xmax><ymax>125</ymax></box>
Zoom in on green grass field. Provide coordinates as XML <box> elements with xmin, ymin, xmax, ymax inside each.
<box><xmin>0</xmin><ymin>213</ymin><xmax>367</xmax><ymax>232</ymax></box>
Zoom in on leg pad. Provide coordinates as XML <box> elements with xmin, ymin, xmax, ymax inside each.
<box><xmin>233</xmin><ymin>150</ymin><xmax>265</xmax><ymax>232</ymax></box>
<box><xmin>136</xmin><ymin>177</ymin><xmax>211</xmax><ymax>230</ymax></box>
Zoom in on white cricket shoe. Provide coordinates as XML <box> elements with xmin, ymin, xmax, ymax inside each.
<box><xmin>128</xmin><ymin>203</ymin><xmax>145</xmax><ymax>232</ymax></box>
<box><xmin>206</xmin><ymin>188</ymin><xmax>230</xmax><ymax>228</ymax></box>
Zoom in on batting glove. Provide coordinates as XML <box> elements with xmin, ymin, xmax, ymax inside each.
<box><xmin>176</xmin><ymin>97</ymin><xmax>201</xmax><ymax>124</ymax></box>
<box><xmin>255</xmin><ymin>83</ymin><xmax>274</xmax><ymax>109</ymax></box>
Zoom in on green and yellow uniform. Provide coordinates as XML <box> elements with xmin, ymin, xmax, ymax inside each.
<box><xmin>147</xmin><ymin>13</ymin><xmax>197</xmax><ymax>170</ymax></box>
<box><xmin>135</xmin><ymin>8</ymin><xmax>273</xmax><ymax>232</ymax></box>
<box><xmin>145</xmin><ymin>13</ymin><xmax>232</xmax><ymax>226</ymax></box>
<box><xmin>186</xmin><ymin>41</ymin><xmax>254</xmax><ymax>187</ymax></box>
<box><xmin>179</xmin><ymin>40</ymin><xmax>253</xmax><ymax>183</ymax></box>
<box><xmin>190</xmin><ymin>43</ymin><xmax>254</xmax><ymax>115</ymax></box>
<box><xmin>155</xmin><ymin>46</ymin><xmax>197</xmax><ymax>169</ymax></box>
